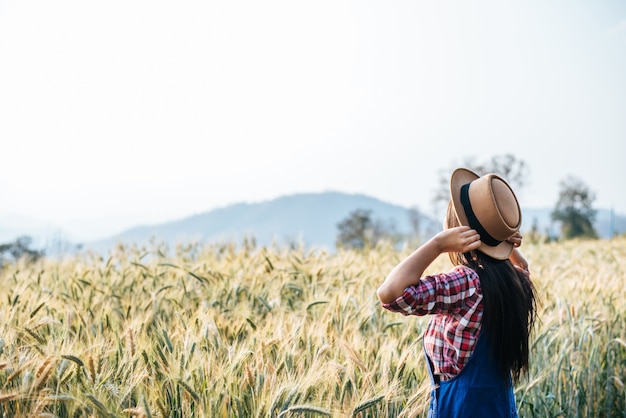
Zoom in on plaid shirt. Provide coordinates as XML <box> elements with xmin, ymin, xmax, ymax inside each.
<box><xmin>382</xmin><ymin>265</ymin><xmax>483</xmax><ymax>381</ymax></box>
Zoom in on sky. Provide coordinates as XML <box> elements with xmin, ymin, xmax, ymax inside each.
<box><xmin>1</xmin><ymin>0</ymin><xmax>625</xmax><ymax>243</ymax></box>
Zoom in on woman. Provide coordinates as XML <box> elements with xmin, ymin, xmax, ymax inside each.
<box><xmin>377</xmin><ymin>168</ymin><xmax>538</xmax><ymax>417</ymax></box>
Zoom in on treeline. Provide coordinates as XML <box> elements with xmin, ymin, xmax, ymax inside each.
<box><xmin>336</xmin><ymin>154</ymin><xmax>602</xmax><ymax>249</ymax></box>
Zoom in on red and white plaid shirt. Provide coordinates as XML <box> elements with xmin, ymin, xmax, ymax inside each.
<box><xmin>382</xmin><ymin>265</ymin><xmax>483</xmax><ymax>381</ymax></box>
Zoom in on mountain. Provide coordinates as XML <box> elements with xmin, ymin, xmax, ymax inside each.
<box><xmin>86</xmin><ymin>192</ymin><xmax>439</xmax><ymax>253</ymax></box>
<box><xmin>6</xmin><ymin>192</ymin><xmax>625</xmax><ymax>255</ymax></box>
<box><xmin>85</xmin><ymin>192</ymin><xmax>626</xmax><ymax>254</ymax></box>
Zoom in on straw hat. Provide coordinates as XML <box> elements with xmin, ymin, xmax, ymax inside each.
<box><xmin>449</xmin><ymin>168</ymin><xmax>522</xmax><ymax>260</ymax></box>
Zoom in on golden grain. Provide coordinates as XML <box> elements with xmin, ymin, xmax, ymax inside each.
<box><xmin>0</xmin><ymin>238</ymin><xmax>622</xmax><ymax>417</ymax></box>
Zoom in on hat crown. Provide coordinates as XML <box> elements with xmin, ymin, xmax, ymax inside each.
<box><xmin>470</xmin><ymin>175</ymin><xmax>521</xmax><ymax>240</ymax></box>
<box><xmin>491</xmin><ymin>178</ymin><xmax>520</xmax><ymax>229</ymax></box>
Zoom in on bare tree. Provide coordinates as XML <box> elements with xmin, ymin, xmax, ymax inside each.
<box><xmin>432</xmin><ymin>154</ymin><xmax>530</xmax><ymax>214</ymax></box>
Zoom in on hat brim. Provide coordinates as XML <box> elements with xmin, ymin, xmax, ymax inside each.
<box><xmin>449</xmin><ymin>168</ymin><xmax>514</xmax><ymax>260</ymax></box>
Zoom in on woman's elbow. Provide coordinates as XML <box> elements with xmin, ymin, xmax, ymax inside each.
<box><xmin>377</xmin><ymin>285</ymin><xmax>393</xmax><ymax>304</ymax></box>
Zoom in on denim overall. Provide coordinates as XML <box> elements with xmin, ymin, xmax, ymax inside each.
<box><xmin>425</xmin><ymin>333</ymin><xmax>518</xmax><ymax>418</ymax></box>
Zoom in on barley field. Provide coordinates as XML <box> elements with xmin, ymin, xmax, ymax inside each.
<box><xmin>0</xmin><ymin>237</ymin><xmax>624</xmax><ymax>417</ymax></box>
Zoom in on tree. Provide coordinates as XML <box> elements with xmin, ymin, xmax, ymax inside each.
<box><xmin>336</xmin><ymin>209</ymin><xmax>374</xmax><ymax>250</ymax></box>
<box><xmin>0</xmin><ymin>235</ymin><xmax>44</xmax><ymax>267</ymax></box>
<box><xmin>551</xmin><ymin>176</ymin><xmax>598</xmax><ymax>239</ymax></box>
<box><xmin>433</xmin><ymin>154</ymin><xmax>529</xmax><ymax>213</ymax></box>
<box><xmin>336</xmin><ymin>209</ymin><xmax>398</xmax><ymax>250</ymax></box>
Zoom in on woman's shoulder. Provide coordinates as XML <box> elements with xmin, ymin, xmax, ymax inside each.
<box><xmin>446</xmin><ymin>265</ymin><xmax>481</xmax><ymax>289</ymax></box>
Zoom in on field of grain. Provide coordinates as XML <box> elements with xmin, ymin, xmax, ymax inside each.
<box><xmin>0</xmin><ymin>237</ymin><xmax>624</xmax><ymax>417</ymax></box>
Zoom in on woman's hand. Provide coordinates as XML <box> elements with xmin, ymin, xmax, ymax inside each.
<box><xmin>434</xmin><ymin>226</ymin><xmax>482</xmax><ymax>254</ymax></box>
<box><xmin>507</xmin><ymin>232</ymin><xmax>529</xmax><ymax>273</ymax></box>
<box><xmin>506</xmin><ymin>232</ymin><xmax>523</xmax><ymax>248</ymax></box>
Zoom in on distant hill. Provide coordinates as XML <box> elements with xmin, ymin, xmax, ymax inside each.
<box><xmin>86</xmin><ymin>192</ymin><xmax>626</xmax><ymax>253</ymax></box>
<box><xmin>5</xmin><ymin>192</ymin><xmax>625</xmax><ymax>255</ymax></box>
<box><xmin>86</xmin><ymin>192</ymin><xmax>440</xmax><ymax>253</ymax></box>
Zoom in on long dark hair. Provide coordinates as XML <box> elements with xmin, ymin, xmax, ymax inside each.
<box><xmin>446</xmin><ymin>203</ymin><xmax>538</xmax><ymax>383</ymax></box>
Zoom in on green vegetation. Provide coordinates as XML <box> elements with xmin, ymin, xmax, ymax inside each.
<box><xmin>551</xmin><ymin>176</ymin><xmax>598</xmax><ymax>239</ymax></box>
<box><xmin>0</xmin><ymin>236</ymin><xmax>44</xmax><ymax>268</ymax></box>
<box><xmin>0</xmin><ymin>238</ymin><xmax>624</xmax><ymax>417</ymax></box>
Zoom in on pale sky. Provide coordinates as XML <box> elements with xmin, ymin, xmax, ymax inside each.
<box><xmin>1</xmin><ymin>0</ymin><xmax>625</xmax><ymax>242</ymax></box>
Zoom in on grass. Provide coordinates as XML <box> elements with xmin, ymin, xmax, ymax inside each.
<box><xmin>0</xmin><ymin>237</ymin><xmax>624</xmax><ymax>417</ymax></box>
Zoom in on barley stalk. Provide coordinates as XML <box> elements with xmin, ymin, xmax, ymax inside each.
<box><xmin>0</xmin><ymin>238</ymin><xmax>622</xmax><ymax>416</ymax></box>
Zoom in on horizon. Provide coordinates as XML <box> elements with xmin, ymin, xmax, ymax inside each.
<box><xmin>1</xmin><ymin>190</ymin><xmax>622</xmax><ymax>246</ymax></box>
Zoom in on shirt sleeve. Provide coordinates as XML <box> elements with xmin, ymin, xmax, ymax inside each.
<box><xmin>381</xmin><ymin>265</ymin><xmax>480</xmax><ymax>316</ymax></box>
